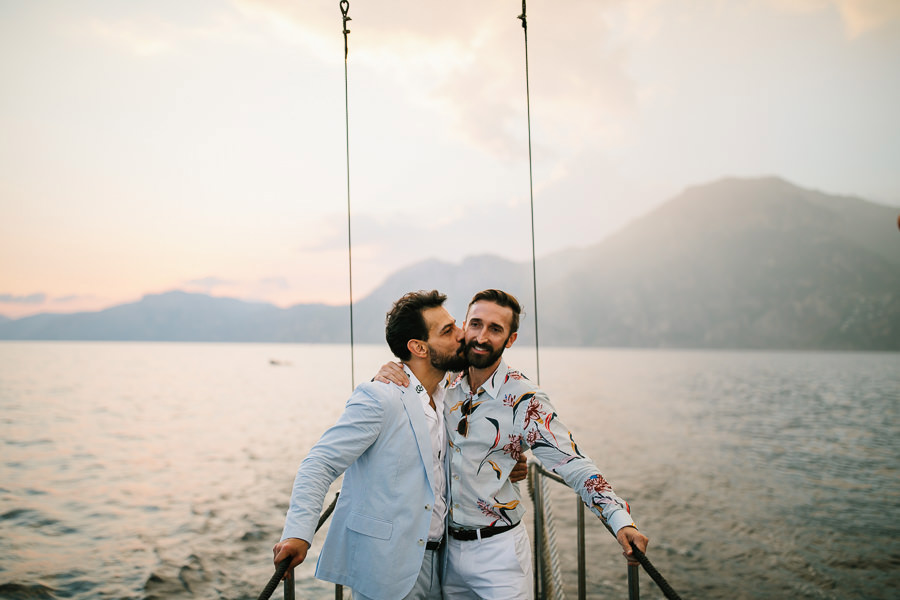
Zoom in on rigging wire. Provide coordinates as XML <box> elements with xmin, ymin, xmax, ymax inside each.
<box><xmin>517</xmin><ymin>8</ymin><xmax>684</xmax><ymax>599</ymax></box>
<box><xmin>340</xmin><ymin>0</ymin><xmax>356</xmax><ymax>388</ymax></box>
<box><xmin>258</xmin><ymin>6</ymin><xmax>686</xmax><ymax>599</ymax></box>
<box><xmin>518</xmin><ymin>0</ymin><xmax>541</xmax><ymax>385</ymax></box>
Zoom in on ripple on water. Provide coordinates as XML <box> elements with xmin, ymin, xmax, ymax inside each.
<box><xmin>0</xmin><ymin>582</ymin><xmax>58</xmax><ymax>599</ymax></box>
<box><xmin>1</xmin><ymin>508</ymin><xmax>67</xmax><ymax>531</ymax></box>
<box><xmin>2</xmin><ymin>344</ymin><xmax>897</xmax><ymax>600</ymax></box>
<box><xmin>143</xmin><ymin>554</ymin><xmax>211</xmax><ymax>600</ymax></box>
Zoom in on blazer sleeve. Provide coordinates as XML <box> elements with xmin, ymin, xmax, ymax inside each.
<box><xmin>281</xmin><ymin>384</ymin><xmax>387</xmax><ymax>544</ymax></box>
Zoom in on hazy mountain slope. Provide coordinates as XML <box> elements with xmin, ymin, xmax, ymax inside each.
<box><xmin>539</xmin><ymin>177</ymin><xmax>899</xmax><ymax>348</ymax></box>
<box><xmin>0</xmin><ymin>291</ymin><xmax>349</xmax><ymax>342</ymax></box>
<box><xmin>1</xmin><ymin>177</ymin><xmax>897</xmax><ymax>349</ymax></box>
<box><xmin>349</xmin><ymin>255</ymin><xmax>534</xmax><ymax>343</ymax></box>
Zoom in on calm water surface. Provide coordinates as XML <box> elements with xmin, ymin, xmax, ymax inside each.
<box><xmin>1</xmin><ymin>342</ymin><xmax>897</xmax><ymax>599</ymax></box>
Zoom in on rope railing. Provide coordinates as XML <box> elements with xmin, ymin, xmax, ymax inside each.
<box><xmin>527</xmin><ymin>458</ymin><xmax>684</xmax><ymax>600</ymax></box>
<box><xmin>261</xmin><ymin>468</ymin><xmax>682</xmax><ymax>600</ymax></box>
<box><xmin>257</xmin><ymin>492</ymin><xmax>341</xmax><ymax>600</ymax></box>
<box><xmin>528</xmin><ymin>467</ymin><xmax>567</xmax><ymax>599</ymax></box>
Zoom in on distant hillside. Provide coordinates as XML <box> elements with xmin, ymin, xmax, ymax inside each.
<box><xmin>538</xmin><ymin>177</ymin><xmax>900</xmax><ymax>349</ymax></box>
<box><xmin>0</xmin><ymin>291</ymin><xmax>351</xmax><ymax>343</ymax></box>
<box><xmin>1</xmin><ymin>177</ymin><xmax>897</xmax><ymax>349</ymax></box>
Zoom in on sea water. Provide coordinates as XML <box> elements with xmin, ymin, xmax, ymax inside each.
<box><xmin>1</xmin><ymin>342</ymin><xmax>897</xmax><ymax>599</ymax></box>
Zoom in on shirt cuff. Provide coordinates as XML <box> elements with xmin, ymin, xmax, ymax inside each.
<box><xmin>607</xmin><ymin>509</ymin><xmax>637</xmax><ymax>535</ymax></box>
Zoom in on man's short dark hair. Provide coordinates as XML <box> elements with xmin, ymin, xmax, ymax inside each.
<box><xmin>385</xmin><ymin>290</ymin><xmax>448</xmax><ymax>360</ymax></box>
<box><xmin>468</xmin><ymin>289</ymin><xmax>521</xmax><ymax>334</ymax></box>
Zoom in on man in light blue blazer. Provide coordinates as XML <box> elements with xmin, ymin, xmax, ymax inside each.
<box><xmin>273</xmin><ymin>290</ymin><xmax>469</xmax><ymax>600</ymax></box>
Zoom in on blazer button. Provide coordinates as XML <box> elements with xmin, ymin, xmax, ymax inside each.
<box><xmin>425</xmin><ymin>504</ymin><xmax>431</xmax><ymax>510</ymax></box>
<box><xmin>418</xmin><ymin>539</ymin><xmax>425</xmax><ymax>545</ymax></box>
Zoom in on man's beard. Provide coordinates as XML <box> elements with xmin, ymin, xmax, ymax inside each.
<box><xmin>429</xmin><ymin>342</ymin><xmax>469</xmax><ymax>372</ymax></box>
<box><xmin>463</xmin><ymin>337</ymin><xmax>507</xmax><ymax>369</ymax></box>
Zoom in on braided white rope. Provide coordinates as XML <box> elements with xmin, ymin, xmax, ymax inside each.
<box><xmin>538</xmin><ymin>474</ymin><xmax>567</xmax><ymax>600</ymax></box>
<box><xmin>528</xmin><ymin>467</ymin><xmax>567</xmax><ymax>600</ymax></box>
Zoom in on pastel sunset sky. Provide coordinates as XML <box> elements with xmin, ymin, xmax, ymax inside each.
<box><xmin>2</xmin><ymin>0</ymin><xmax>899</xmax><ymax>318</ymax></box>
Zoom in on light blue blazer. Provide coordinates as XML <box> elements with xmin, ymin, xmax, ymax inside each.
<box><xmin>281</xmin><ymin>380</ymin><xmax>437</xmax><ymax>600</ymax></box>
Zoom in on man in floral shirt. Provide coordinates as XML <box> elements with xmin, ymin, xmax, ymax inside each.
<box><xmin>378</xmin><ymin>289</ymin><xmax>648</xmax><ymax>599</ymax></box>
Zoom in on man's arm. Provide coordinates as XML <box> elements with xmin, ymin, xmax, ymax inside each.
<box><xmin>279</xmin><ymin>386</ymin><xmax>385</xmax><ymax>551</ymax></box>
<box><xmin>517</xmin><ymin>389</ymin><xmax>648</xmax><ymax>561</ymax></box>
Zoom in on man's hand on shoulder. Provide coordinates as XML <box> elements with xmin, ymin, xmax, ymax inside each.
<box><xmin>273</xmin><ymin>538</ymin><xmax>311</xmax><ymax>576</ymax></box>
<box><xmin>373</xmin><ymin>361</ymin><xmax>409</xmax><ymax>386</ymax></box>
<box><xmin>509</xmin><ymin>452</ymin><xmax>528</xmax><ymax>483</ymax></box>
<box><xmin>616</xmin><ymin>526</ymin><xmax>649</xmax><ymax>566</ymax></box>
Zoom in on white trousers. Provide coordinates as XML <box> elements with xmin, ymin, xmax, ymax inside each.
<box><xmin>442</xmin><ymin>524</ymin><xmax>533</xmax><ymax>600</ymax></box>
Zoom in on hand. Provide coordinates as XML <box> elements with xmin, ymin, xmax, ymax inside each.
<box><xmin>374</xmin><ymin>362</ymin><xmax>409</xmax><ymax>386</ymax></box>
<box><xmin>616</xmin><ymin>526</ymin><xmax>649</xmax><ymax>566</ymax></box>
<box><xmin>509</xmin><ymin>453</ymin><xmax>528</xmax><ymax>483</ymax></box>
<box><xmin>273</xmin><ymin>538</ymin><xmax>311</xmax><ymax>577</ymax></box>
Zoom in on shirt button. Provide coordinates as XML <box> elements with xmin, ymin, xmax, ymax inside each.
<box><xmin>453</xmin><ymin>503</ymin><xmax>459</xmax><ymax>509</ymax></box>
<box><xmin>418</xmin><ymin>539</ymin><xmax>425</xmax><ymax>545</ymax></box>
<box><xmin>453</xmin><ymin>474</ymin><xmax>459</xmax><ymax>480</ymax></box>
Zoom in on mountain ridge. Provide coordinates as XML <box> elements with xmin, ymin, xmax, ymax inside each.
<box><xmin>2</xmin><ymin>177</ymin><xmax>898</xmax><ymax>349</ymax></box>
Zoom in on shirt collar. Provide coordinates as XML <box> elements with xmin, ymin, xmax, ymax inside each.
<box><xmin>403</xmin><ymin>364</ymin><xmax>448</xmax><ymax>406</ymax></box>
<box><xmin>446</xmin><ymin>370</ymin><xmax>465</xmax><ymax>390</ymax></box>
<box><xmin>453</xmin><ymin>358</ymin><xmax>508</xmax><ymax>399</ymax></box>
<box><xmin>479</xmin><ymin>358</ymin><xmax>508</xmax><ymax>399</ymax></box>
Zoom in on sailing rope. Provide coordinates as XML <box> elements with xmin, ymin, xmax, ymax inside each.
<box><xmin>257</xmin><ymin>492</ymin><xmax>341</xmax><ymax>600</ymax></box>
<box><xmin>527</xmin><ymin>470</ymin><xmax>567</xmax><ymax>599</ymax></box>
<box><xmin>518</xmin><ymin>0</ymin><xmax>541</xmax><ymax>386</ymax></box>
<box><xmin>341</xmin><ymin>0</ymin><xmax>356</xmax><ymax>387</ymax></box>
<box><xmin>259</xmin><ymin>8</ymin><xmax>357</xmax><ymax>599</ymax></box>
<box><xmin>519</xmin><ymin>4</ymin><xmax>566</xmax><ymax>597</ymax></box>
<box><xmin>630</xmin><ymin>543</ymin><xmax>684</xmax><ymax>600</ymax></box>
<box><xmin>516</xmin><ymin>8</ymin><xmax>685</xmax><ymax>597</ymax></box>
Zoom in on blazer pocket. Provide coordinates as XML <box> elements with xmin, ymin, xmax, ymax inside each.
<box><xmin>346</xmin><ymin>512</ymin><xmax>393</xmax><ymax>540</ymax></box>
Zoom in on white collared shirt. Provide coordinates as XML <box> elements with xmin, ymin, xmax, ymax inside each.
<box><xmin>404</xmin><ymin>365</ymin><xmax>448</xmax><ymax>543</ymax></box>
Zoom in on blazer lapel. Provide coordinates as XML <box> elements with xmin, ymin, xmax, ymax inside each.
<box><xmin>399</xmin><ymin>386</ymin><xmax>435</xmax><ymax>492</ymax></box>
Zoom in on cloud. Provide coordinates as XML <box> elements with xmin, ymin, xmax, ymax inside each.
<box><xmin>51</xmin><ymin>294</ymin><xmax>96</xmax><ymax>305</ymax></box>
<box><xmin>0</xmin><ymin>293</ymin><xmax>46</xmax><ymax>304</ymax></box>
<box><xmin>235</xmin><ymin>0</ymin><xmax>640</xmax><ymax>159</ymax></box>
<box><xmin>87</xmin><ymin>18</ymin><xmax>177</xmax><ymax>57</ymax></box>
<box><xmin>175</xmin><ymin>276</ymin><xmax>291</xmax><ymax>304</ymax></box>
<box><xmin>257</xmin><ymin>276</ymin><xmax>290</xmax><ymax>291</ymax></box>
<box><xmin>183</xmin><ymin>277</ymin><xmax>235</xmax><ymax>291</ymax></box>
<box><xmin>84</xmin><ymin>9</ymin><xmax>263</xmax><ymax>57</ymax></box>
<box><xmin>835</xmin><ymin>0</ymin><xmax>900</xmax><ymax>36</ymax></box>
<box><xmin>766</xmin><ymin>0</ymin><xmax>900</xmax><ymax>37</ymax></box>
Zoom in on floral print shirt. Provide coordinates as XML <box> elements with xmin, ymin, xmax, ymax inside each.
<box><xmin>445</xmin><ymin>358</ymin><xmax>636</xmax><ymax>534</ymax></box>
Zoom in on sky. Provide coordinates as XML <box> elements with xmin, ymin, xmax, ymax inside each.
<box><xmin>1</xmin><ymin>0</ymin><xmax>899</xmax><ymax>319</ymax></box>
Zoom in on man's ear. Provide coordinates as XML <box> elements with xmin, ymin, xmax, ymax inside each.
<box><xmin>505</xmin><ymin>332</ymin><xmax>518</xmax><ymax>348</ymax></box>
<box><xmin>407</xmin><ymin>339</ymin><xmax>428</xmax><ymax>358</ymax></box>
